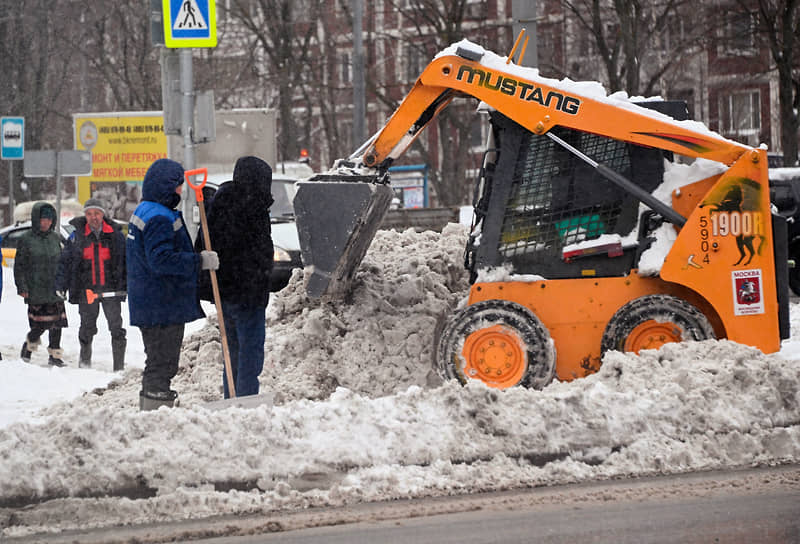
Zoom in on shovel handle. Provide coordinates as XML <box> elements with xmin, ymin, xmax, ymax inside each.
<box><xmin>188</xmin><ymin>165</ymin><xmax>236</xmax><ymax>398</ymax></box>
<box><xmin>185</xmin><ymin>168</ymin><xmax>208</xmax><ymax>202</ymax></box>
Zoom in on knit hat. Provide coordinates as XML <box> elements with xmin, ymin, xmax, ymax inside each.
<box><xmin>83</xmin><ymin>198</ymin><xmax>105</xmax><ymax>215</ymax></box>
<box><xmin>39</xmin><ymin>206</ymin><xmax>55</xmax><ymax>220</ymax></box>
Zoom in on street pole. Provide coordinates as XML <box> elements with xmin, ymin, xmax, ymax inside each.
<box><xmin>55</xmin><ymin>153</ymin><xmax>63</xmax><ymax>229</ymax></box>
<box><xmin>352</xmin><ymin>0</ymin><xmax>365</xmax><ymax>145</ymax></box>
<box><xmin>8</xmin><ymin>161</ymin><xmax>13</xmax><ymax>224</ymax></box>
<box><xmin>180</xmin><ymin>48</ymin><xmax>198</xmax><ymax>239</ymax></box>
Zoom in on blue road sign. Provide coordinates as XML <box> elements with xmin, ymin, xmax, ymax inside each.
<box><xmin>1</xmin><ymin>117</ymin><xmax>24</xmax><ymax>160</ymax></box>
<box><xmin>163</xmin><ymin>0</ymin><xmax>217</xmax><ymax>48</ymax></box>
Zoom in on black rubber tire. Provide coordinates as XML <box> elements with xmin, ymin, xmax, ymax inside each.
<box><xmin>435</xmin><ymin>300</ymin><xmax>556</xmax><ymax>390</ymax></box>
<box><xmin>601</xmin><ymin>294</ymin><xmax>716</xmax><ymax>355</ymax></box>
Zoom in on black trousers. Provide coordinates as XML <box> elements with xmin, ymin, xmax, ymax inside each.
<box><xmin>140</xmin><ymin>323</ymin><xmax>184</xmax><ymax>393</ymax></box>
<box><xmin>78</xmin><ymin>299</ymin><xmax>126</xmax><ymax>345</ymax></box>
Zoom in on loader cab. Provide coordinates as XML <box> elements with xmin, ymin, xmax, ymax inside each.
<box><xmin>467</xmin><ymin>103</ymin><xmax>687</xmax><ymax>282</ymax></box>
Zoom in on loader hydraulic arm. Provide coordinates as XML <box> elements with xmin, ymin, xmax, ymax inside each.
<box><xmin>358</xmin><ymin>41</ymin><xmax>751</xmax><ymax>174</ymax></box>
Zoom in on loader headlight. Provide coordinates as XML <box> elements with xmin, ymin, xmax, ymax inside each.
<box><xmin>274</xmin><ymin>246</ymin><xmax>292</xmax><ymax>262</ymax></box>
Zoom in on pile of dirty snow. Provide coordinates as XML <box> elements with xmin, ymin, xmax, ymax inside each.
<box><xmin>2</xmin><ymin>224</ymin><xmax>800</xmax><ymax>539</ymax></box>
<box><xmin>183</xmin><ymin>224</ymin><xmax>472</xmax><ymax>403</ymax></box>
<box><xmin>37</xmin><ymin>224</ymin><xmax>471</xmax><ymax>417</ymax></box>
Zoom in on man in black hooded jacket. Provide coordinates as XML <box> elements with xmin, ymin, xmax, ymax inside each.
<box><xmin>199</xmin><ymin>156</ymin><xmax>274</xmax><ymax>398</ymax></box>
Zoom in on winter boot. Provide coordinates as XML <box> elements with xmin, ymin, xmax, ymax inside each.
<box><xmin>78</xmin><ymin>340</ymin><xmax>92</xmax><ymax>369</ymax></box>
<box><xmin>139</xmin><ymin>389</ymin><xmax>178</xmax><ymax>411</ymax></box>
<box><xmin>111</xmin><ymin>336</ymin><xmax>126</xmax><ymax>372</ymax></box>
<box><xmin>20</xmin><ymin>337</ymin><xmax>40</xmax><ymax>362</ymax></box>
<box><xmin>47</xmin><ymin>347</ymin><xmax>65</xmax><ymax>367</ymax></box>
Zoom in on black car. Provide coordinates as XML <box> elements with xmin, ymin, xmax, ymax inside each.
<box><xmin>769</xmin><ymin>167</ymin><xmax>800</xmax><ymax>295</ymax></box>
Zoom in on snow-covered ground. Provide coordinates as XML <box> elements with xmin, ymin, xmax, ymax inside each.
<box><xmin>1</xmin><ymin>224</ymin><xmax>799</xmax><ymax>538</ymax></box>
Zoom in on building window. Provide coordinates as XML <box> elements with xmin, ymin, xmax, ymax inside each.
<box><xmin>465</xmin><ymin>0</ymin><xmax>485</xmax><ymax>20</ymax></box>
<box><xmin>341</xmin><ymin>52</ymin><xmax>352</xmax><ymax>84</ymax></box>
<box><xmin>661</xmin><ymin>14</ymin><xmax>686</xmax><ymax>51</ymax></box>
<box><xmin>469</xmin><ymin>117</ymin><xmax>485</xmax><ymax>150</ymax></box>
<box><xmin>721</xmin><ymin>11</ymin><xmax>757</xmax><ymax>54</ymax></box>
<box><xmin>405</xmin><ymin>45</ymin><xmax>421</xmax><ymax>83</ymax></box>
<box><xmin>577</xmin><ymin>28</ymin><xmax>592</xmax><ymax>57</ymax></box>
<box><xmin>719</xmin><ymin>90</ymin><xmax>760</xmax><ymax>136</ymax></box>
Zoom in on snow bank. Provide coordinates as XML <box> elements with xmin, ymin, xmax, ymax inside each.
<box><xmin>1</xmin><ymin>224</ymin><xmax>799</xmax><ymax>538</ymax></box>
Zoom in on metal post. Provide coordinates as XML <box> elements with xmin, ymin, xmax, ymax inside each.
<box><xmin>180</xmin><ymin>48</ymin><xmax>197</xmax><ymax>239</ymax></box>
<box><xmin>352</xmin><ymin>0</ymin><xmax>365</xmax><ymax>145</ymax></box>
<box><xmin>55</xmin><ymin>153</ymin><xmax>63</xmax><ymax>230</ymax></box>
<box><xmin>8</xmin><ymin>161</ymin><xmax>14</xmax><ymax>224</ymax></box>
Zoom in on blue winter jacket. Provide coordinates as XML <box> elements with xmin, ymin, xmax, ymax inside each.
<box><xmin>126</xmin><ymin>158</ymin><xmax>204</xmax><ymax>327</ymax></box>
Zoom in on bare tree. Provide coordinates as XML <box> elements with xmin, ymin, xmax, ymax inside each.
<box><xmin>0</xmin><ymin>0</ymin><xmax>78</xmax><ymax>200</ymax></box>
<box><xmin>64</xmin><ymin>2</ymin><xmax>162</xmax><ymax>112</ymax></box>
<box><xmin>752</xmin><ymin>0</ymin><xmax>800</xmax><ymax>165</ymax></box>
<box><xmin>226</xmin><ymin>0</ymin><xmax>324</xmax><ymax>164</ymax></box>
<box><xmin>556</xmin><ymin>0</ymin><xmax>710</xmax><ymax>96</ymax></box>
<box><xmin>339</xmin><ymin>0</ymin><xmax>504</xmax><ymax>207</ymax></box>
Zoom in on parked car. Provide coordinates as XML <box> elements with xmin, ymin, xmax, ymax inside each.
<box><xmin>202</xmin><ymin>162</ymin><xmax>312</xmax><ymax>291</ymax></box>
<box><xmin>769</xmin><ymin>167</ymin><xmax>800</xmax><ymax>295</ymax></box>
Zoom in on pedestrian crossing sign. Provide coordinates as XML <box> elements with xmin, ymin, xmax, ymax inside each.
<box><xmin>163</xmin><ymin>0</ymin><xmax>217</xmax><ymax>48</ymax></box>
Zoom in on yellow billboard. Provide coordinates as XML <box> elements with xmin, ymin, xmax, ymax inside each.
<box><xmin>73</xmin><ymin>112</ymin><xmax>168</xmax><ymax>222</ymax></box>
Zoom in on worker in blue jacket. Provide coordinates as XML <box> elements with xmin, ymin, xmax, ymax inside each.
<box><xmin>127</xmin><ymin>158</ymin><xmax>218</xmax><ymax>410</ymax></box>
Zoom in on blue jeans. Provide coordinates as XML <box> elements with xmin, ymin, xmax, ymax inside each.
<box><xmin>221</xmin><ymin>301</ymin><xmax>266</xmax><ymax>398</ymax></box>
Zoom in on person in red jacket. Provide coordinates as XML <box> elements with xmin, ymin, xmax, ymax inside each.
<box><xmin>56</xmin><ymin>199</ymin><xmax>127</xmax><ymax>370</ymax></box>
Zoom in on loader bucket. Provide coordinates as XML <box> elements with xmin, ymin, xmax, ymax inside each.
<box><xmin>294</xmin><ymin>177</ymin><xmax>394</xmax><ymax>298</ymax></box>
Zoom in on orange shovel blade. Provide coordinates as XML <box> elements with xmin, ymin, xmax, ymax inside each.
<box><xmin>85</xmin><ymin>289</ymin><xmax>98</xmax><ymax>304</ymax></box>
<box><xmin>185</xmin><ymin>168</ymin><xmax>208</xmax><ymax>202</ymax></box>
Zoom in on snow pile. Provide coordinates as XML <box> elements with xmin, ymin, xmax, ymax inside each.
<box><xmin>184</xmin><ymin>224</ymin><xmax>472</xmax><ymax>403</ymax></box>
<box><xmin>28</xmin><ymin>224</ymin><xmax>470</xmax><ymax>418</ymax></box>
<box><xmin>1</xmin><ymin>339</ymin><xmax>798</xmax><ymax>536</ymax></box>
<box><xmin>1</xmin><ymin>224</ymin><xmax>799</xmax><ymax>537</ymax></box>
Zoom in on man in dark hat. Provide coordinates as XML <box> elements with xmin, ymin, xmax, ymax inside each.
<box><xmin>15</xmin><ymin>202</ymin><xmax>68</xmax><ymax>366</ymax></box>
<box><xmin>56</xmin><ymin>198</ymin><xmax>127</xmax><ymax>370</ymax></box>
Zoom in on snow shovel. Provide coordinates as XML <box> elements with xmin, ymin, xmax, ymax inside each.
<box><xmin>185</xmin><ymin>168</ymin><xmax>237</xmax><ymax>399</ymax></box>
<box><xmin>85</xmin><ymin>289</ymin><xmax>126</xmax><ymax>304</ymax></box>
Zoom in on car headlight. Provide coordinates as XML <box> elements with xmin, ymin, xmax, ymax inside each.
<box><xmin>274</xmin><ymin>246</ymin><xmax>292</xmax><ymax>262</ymax></box>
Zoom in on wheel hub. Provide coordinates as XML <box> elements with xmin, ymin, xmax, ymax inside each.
<box><xmin>623</xmin><ymin>319</ymin><xmax>683</xmax><ymax>353</ymax></box>
<box><xmin>461</xmin><ymin>324</ymin><xmax>527</xmax><ymax>388</ymax></box>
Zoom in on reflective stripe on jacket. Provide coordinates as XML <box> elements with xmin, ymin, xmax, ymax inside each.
<box><xmin>126</xmin><ymin>200</ymin><xmax>204</xmax><ymax>327</ymax></box>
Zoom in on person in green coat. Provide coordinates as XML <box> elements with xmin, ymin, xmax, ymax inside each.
<box><xmin>14</xmin><ymin>202</ymin><xmax>68</xmax><ymax>366</ymax></box>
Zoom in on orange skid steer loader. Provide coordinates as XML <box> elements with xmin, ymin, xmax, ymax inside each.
<box><xmin>294</xmin><ymin>37</ymin><xmax>790</xmax><ymax>390</ymax></box>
